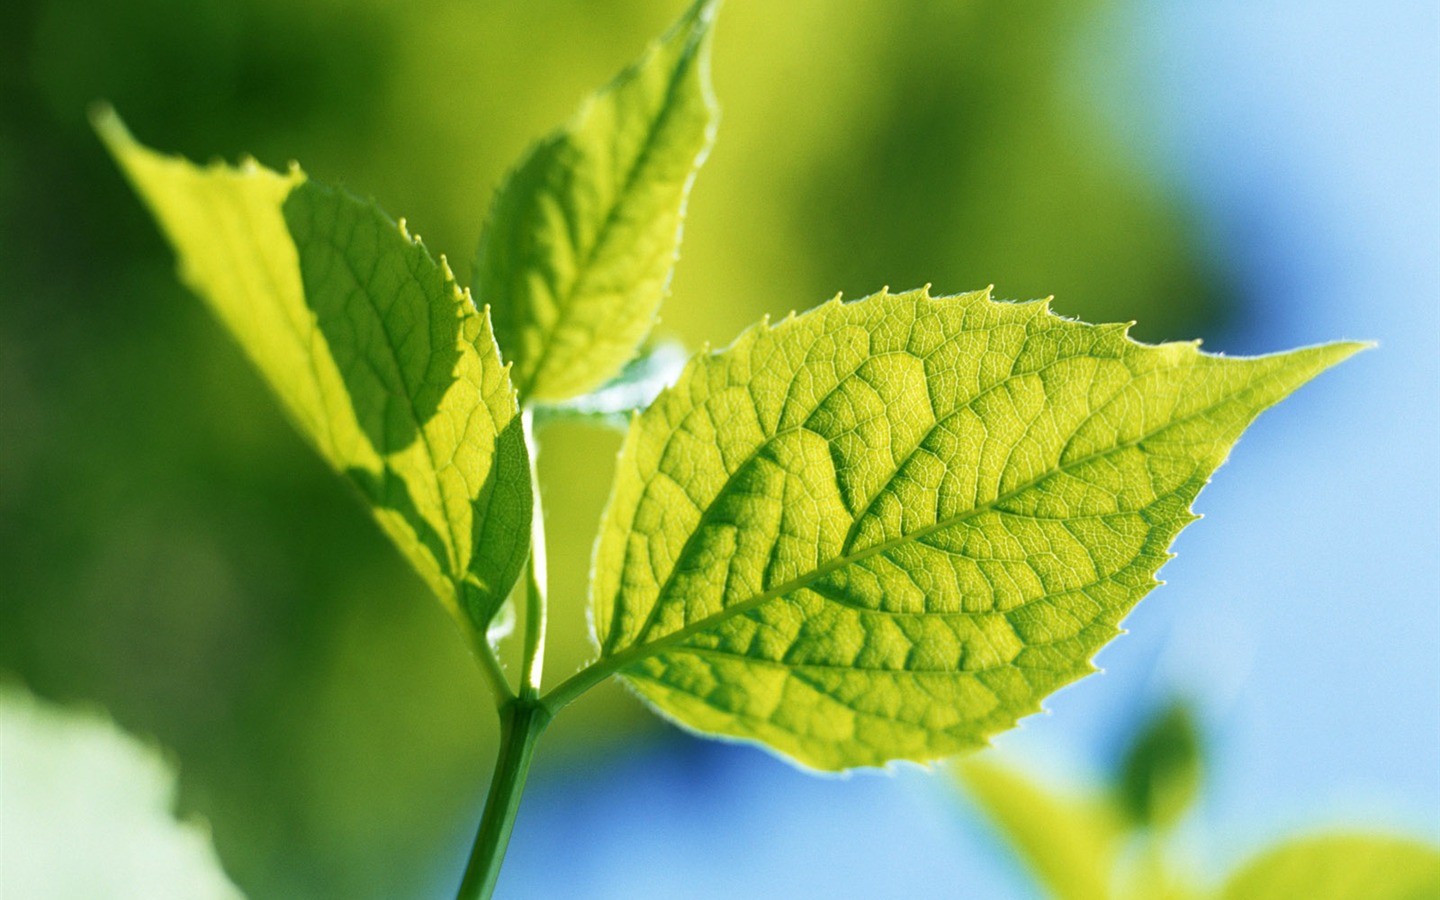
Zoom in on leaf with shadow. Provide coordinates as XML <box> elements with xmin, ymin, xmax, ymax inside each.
<box><xmin>96</xmin><ymin>109</ymin><xmax>530</xmax><ymax>636</ymax></box>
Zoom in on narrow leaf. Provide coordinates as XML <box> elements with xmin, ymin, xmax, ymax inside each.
<box><xmin>589</xmin><ymin>287</ymin><xmax>1364</xmax><ymax>770</ymax></box>
<box><xmin>474</xmin><ymin>0</ymin><xmax>719</xmax><ymax>404</ymax></box>
<box><xmin>96</xmin><ymin>108</ymin><xmax>531</xmax><ymax>637</ymax></box>
<box><xmin>957</xmin><ymin>757</ymin><xmax>1121</xmax><ymax>900</ymax></box>
<box><xmin>1222</xmin><ymin>835</ymin><xmax>1440</xmax><ymax>900</ymax></box>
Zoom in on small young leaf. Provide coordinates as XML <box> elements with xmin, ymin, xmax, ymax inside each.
<box><xmin>1221</xmin><ymin>835</ymin><xmax>1440</xmax><ymax>900</ymax></box>
<box><xmin>957</xmin><ymin>758</ymin><xmax>1122</xmax><ymax>900</ymax></box>
<box><xmin>532</xmin><ymin>338</ymin><xmax>689</xmax><ymax>430</ymax></box>
<box><xmin>588</xmin><ymin>287</ymin><xmax>1363</xmax><ymax>770</ymax></box>
<box><xmin>95</xmin><ymin>109</ymin><xmax>531</xmax><ymax>638</ymax></box>
<box><xmin>1116</xmin><ymin>701</ymin><xmax>1202</xmax><ymax>831</ymax></box>
<box><xmin>474</xmin><ymin>0</ymin><xmax>718</xmax><ymax>404</ymax></box>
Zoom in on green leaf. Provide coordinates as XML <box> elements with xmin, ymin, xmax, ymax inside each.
<box><xmin>95</xmin><ymin>108</ymin><xmax>531</xmax><ymax>637</ymax></box>
<box><xmin>532</xmin><ymin>338</ymin><xmax>689</xmax><ymax>430</ymax></box>
<box><xmin>958</xmin><ymin>757</ymin><xmax>1122</xmax><ymax>900</ymax></box>
<box><xmin>1116</xmin><ymin>701</ymin><xmax>1203</xmax><ymax>831</ymax></box>
<box><xmin>1221</xmin><ymin>835</ymin><xmax>1440</xmax><ymax>900</ymax></box>
<box><xmin>588</xmin><ymin>287</ymin><xmax>1364</xmax><ymax>770</ymax></box>
<box><xmin>474</xmin><ymin>0</ymin><xmax>719</xmax><ymax>404</ymax></box>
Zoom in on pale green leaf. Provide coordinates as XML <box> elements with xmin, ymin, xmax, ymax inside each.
<box><xmin>1117</xmin><ymin>701</ymin><xmax>1202</xmax><ymax>831</ymax></box>
<box><xmin>533</xmin><ymin>338</ymin><xmax>689</xmax><ymax>430</ymax></box>
<box><xmin>474</xmin><ymin>0</ymin><xmax>718</xmax><ymax>404</ymax></box>
<box><xmin>1221</xmin><ymin>835</ymin><xmax>1440</xmax><ymax>900</ymax></box>
<box><xmin>958</xmin><ymin>757</ymin><xmax>1122</xmax><ymax>900</ymax></box>
<box><xmin>95</xmin><ymin>109</ymin><xmax>530</xmax><ymax>636</ymax></box>
<box><xmin>0</xmin><ymin>686</ymin><xmax>244</xmax><ymax>899</ymax></box>
<box><xmin>589</xmin><ymin>287</ymin><xmax>1364</xmax><ymax>770</ymax></box>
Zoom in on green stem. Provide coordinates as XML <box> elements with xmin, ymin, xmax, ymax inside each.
<box><xmin>541</xmin><ymin>656</ymin><xmax>613</xmax><ymax>713</ymax></box>
<box><xmin>456</xmin><ymin>698</ymin><xmax>551</xmax><ymax>900</ymax></box>
<box><xmin>455</xmin><ymin>409</ymin><xmax>551</xmax><ymax>899</ymax></box>
<box><xmin>471</xmin><ymin>634</ymin><xmax>516</xmax><ymax>708</ymax></box>
<box><xmin>519</xmin><ymin>410</ymin><xmax>547</xmax><ymax>699</ymax></box>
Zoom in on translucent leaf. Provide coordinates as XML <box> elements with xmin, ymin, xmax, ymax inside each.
<box><xmin>474</xmin><ymin>0</ymin><xmax>718</xmax><ymax>404</ymax></box>
<box><xmin>0</xmin><ymin>687</ymin><xmax>244</xmax><ymax>900</ymax></box>
<box><xmin>95</xmin><ymin>109</ymin><xmax>530</xmax><ymax>636</ymax></box>
<box><xmin>1116</xmin><ymin>701</ymin><xmax>1202</xmax><ymax>831</ymax></box>
<box><xmin>1222</xmin><ymin>835</ymin><xmax>1440</xmax><ymax>900</ymax></box>
<box><xmin>589</xmin><ymin>287</ymin><xmax>1364</xmax><ymax>770</ymax></box>
<box><xmin>958</xmin><ymin>757</ymin><xmax>1121</xmax><ymax>900</ymax></box>
<box><xmin>532</xmin><ymin>339</ymin><xmax>689</xmax><ymax>430</ymax></box>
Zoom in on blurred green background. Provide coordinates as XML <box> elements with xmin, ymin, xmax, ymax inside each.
<box><xmin>7</xmin><ymin>0</ymin><xmax>1402</xmax><ymax>896</ymax></box>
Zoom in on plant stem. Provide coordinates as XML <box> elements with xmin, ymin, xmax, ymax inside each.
<box><xmin>455</xmin><ymin>409</ymin><xmax>551</xmax><ymax>899</ymax></box>
<box><xmin>519</xmin><ymin>410</ymin><xmax>547</xmax><ymax>700</ymax></box>
<box><xmin>472</xmin><ymin>634</ymin><xmax>516</xmax><ymax>708</ymax></box>
<box><xmin>456</xmin><ymin>697</ymin><xmax>551</xmax><ymax>900</ymax></box>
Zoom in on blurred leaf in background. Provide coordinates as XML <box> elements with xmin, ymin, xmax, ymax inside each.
<box><xmin>959</xmin><ymin>703</ymin><xmax>1440</xmax><ymax>900</ymax></box>
<box><xmin>1116</xmin><ymin>701</ymin><xmax>1202</xmax><ymax>833</ymax></box>
<box><xmin>960</xmin><ymin>700</ymin><xmax>1205</xmax><ymax>900</ymax></box>
<box><xmin>0</xmin><ymin>685</ymin><xmax>243</xmax><ymax>899</ymax></box>
<box><xmin>959</xmin><ymin>756</ymin><xmax>1124</xmax><ymax>900</ymax></box>
<box><xmin>1221</xmin><ymin>835</ymin><xmax>1440</xmax><ymax>900</ymax></box>
<box><xmin>0</xmin><ymin>0</ymin><xmax>1229</xmax><ymax>896</ymax></box>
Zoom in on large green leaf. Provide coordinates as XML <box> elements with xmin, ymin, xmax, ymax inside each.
<box><xmin>1221</xmin><ymin>835</ymin><xmax>1440</xmax><ymax>900</ymax></box>
<box><xmin>473</xmin><ymin>0</ymin><xmax>718</xmax><ymax>404</ymax></box>
<box><xmin>589</xmin><ymin>287</ymin><xmax>1363</xmax><ymax>770</ymax></box>
<box><xmin>96</xmin><ymin>109</ymin><xmax>530</xmax><ymax>637</ymax></box>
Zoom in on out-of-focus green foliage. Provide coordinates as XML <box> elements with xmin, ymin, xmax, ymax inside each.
<box><xmin>0</xmin><ymin>686</ymin><xmax>243</xmax><ymax>899</ymax></box>
<box><xmin>1221</xmin><ymin>835</ymin><xmax>1440</xmax><ymax>900</ymax></box>
<box><xmin>0</xmin><ymin>0</ymin><xmax>1230</xmax><ymax>896</ymax></box>
<box><xmin>1117</xmin><ymin>701</ymin><xmax>1202</xmax><ymax>831</ymax></box>
<box><xmin>959</xmin><ymin>757</ymin><xmax>1123</xmax><ymax>900</ymax></box>
<box><xmin>959</xmin><ymin>704</ymin><xmax>1440</xmax><ymax>900</ymax></box>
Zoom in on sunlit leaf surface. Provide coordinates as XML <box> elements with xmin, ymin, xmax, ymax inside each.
<box><xmin>474</xmin><ymin>0</ymin><xmax>718</xmax><ymax>403</ymax></box>
<box><xmin>96</xmin><ymin>110</ymin><xmax>530</xmax><ymax>635</ymax></box>
<box><xmin>591</xmin><ymin>287</ymin><xmax>1362</xmax><ymax>770</ymax></box>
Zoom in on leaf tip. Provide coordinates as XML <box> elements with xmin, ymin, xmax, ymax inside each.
<box><xmin>1329</xmin><ymin>339</ymin><xmax>1378</xmax><ymax>361</ymax></box>
<box><xmin>88</xmin><ymin>101</ymin><xmax>126</xmax><ymax>145</ymax></box>
<box><xmin>690</xmin><ymin>0</ymin><xmax>722</xmax><ymax>30</ymax></box>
